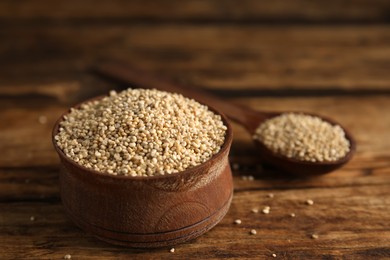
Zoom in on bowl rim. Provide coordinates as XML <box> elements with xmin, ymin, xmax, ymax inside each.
<box><xmin>52</xmin><ymin>88</ymin><xmax>233</xmax><ymax>181</ymax></box>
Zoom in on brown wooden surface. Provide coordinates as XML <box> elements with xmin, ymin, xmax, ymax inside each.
<box><xmin>1</xmin><ymin>1</ymin><xmax>390</xmax><ymax>259</ymax></box>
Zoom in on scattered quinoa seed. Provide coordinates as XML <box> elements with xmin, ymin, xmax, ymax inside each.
<box><xmin>252</xmin><ymin>113</ymin><xmax>350</xmax><ymax>162</ymax></box>
<box><xmin>306</xmin><ymin>199</ymin><xmax>314</xmax><ymax>205</ymax></box>
<box><xmin>311</xmin><ymin>234</ymin><xmax>319</xmax><ymax>239</ymax></box>
<box><xmin>290</xmin><ymin>213</ymin><xmax>296</xmax><ymax>218</ymax></box>
<box><xmin>170</xmin><ymin>248</ymin><xmax>175</xmax><ymax>253</ymax></box>
<box><xmin>251</xmin><ymin>208</ymin><xmax>259</xmax><ymax>213</ymax></box>
<box><xmin>38</xmin><ymin>115</ymin><xmax>48</xmax><ymax>124</ymax></box>
<box><xmin>234</xmin><ymin>219</ymin><xmax>242</xmax><ymax>225</ymax></box>
<box><xmin>272</xmin><ymin>253</ymin><xmax>277</xmax><ymax>258</ymax></box>
<box><xmin>232</xmin><ymin>163</ymin><xmax>240</xmax><ymax>170</ymax></box>
<box><xmin>241</xmin><ymin>175</ymin><xmax>254</xmax><ymax>181</ymax></box>
<box><xmin>267</xmin><ymin>193</ymin><xmax>274</xmax><ymax>198</ymax></box>
<box><xmin>64</xmin><ymin>254</ymin><xmax>71</xmax><ymax>260</ymax></box>
<box><xmin>262</xmin><ymin>206</ymin><xmax>270</xmax><ymax>214</ymax></box>
<box><xmin>30</xmin><ymin>216</ymin><xmax>35</xmax><ymax>221</ymax></box>
<box><xmin>250</xmin><ymin>229</ymin><xmax>257</xmax><ymax>235</ymax></box>
<box><xmin>55</xmin><ymin>88</ymin><xmax>227</xmax><ymax>177</ymax></box>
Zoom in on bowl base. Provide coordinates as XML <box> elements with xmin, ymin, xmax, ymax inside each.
<box><xmin>64</xmin><ymin>192</ymin><xmax>232</xmax><ymax>248</ymax></box>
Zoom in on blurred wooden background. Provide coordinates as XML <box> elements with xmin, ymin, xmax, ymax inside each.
<box><xmin>1</xmin><ymin>1</ymin><xmax>390</xmax><ymax>259</ymax></box>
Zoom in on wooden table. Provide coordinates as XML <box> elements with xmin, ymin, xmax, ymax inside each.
<box><xmin>1</xmin><ymin>1</ymin><xmax>390</xmax><ymax>259</ymax></box>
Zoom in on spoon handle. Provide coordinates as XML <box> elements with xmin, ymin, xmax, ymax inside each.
<box><xmin>93</xmin><ymin>60</ymin><xmax>266</xmax><ymax>132</ymax></box>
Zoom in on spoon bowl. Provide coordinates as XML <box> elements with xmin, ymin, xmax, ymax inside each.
<box><xmin>247</xmin><ymin>111</ymin><xmax>356</xmax><ymax>176</ymax></box>
<box><xmin>93</xmin><ymin>60</ymin><xmax>356</xmax><ymax>177</ymax></box>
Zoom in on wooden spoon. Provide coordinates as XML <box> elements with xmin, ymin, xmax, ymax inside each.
<box><xmin>93</xmin><ymin>60</ymin><xmax>356</xmax><ymax>177</ymax></box>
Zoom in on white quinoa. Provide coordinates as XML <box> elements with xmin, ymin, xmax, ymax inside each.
<box><xmin>253</xmin><ymin>113</ymin><xmax>350</xmax><ymax>162</ymax></box>
<box><xmin>306</xmin><ymin>199</ymin><xmax>314</xmax><ymax>205</ymax></box>
<box><xmin>267</xmin><ymin>193</ymin><xmax>274</xmax><ymax>198</ymax></box>
<box><xmin>311</xmin><ymin>234</ymin><xmax>319</xmax><ymax>239</ymax></box>
<box><xmin>55</xmin><ymin>89</ymin><xmax>227</xmax><ymax>177</ymax></box>
<box><xmin>234</xmin><ymin>219</ymin><xmax>242</xmax><ymax>225</ymax></box>
<box><xmin>232</xmin><ymin>163</ymin><xmax>240</xmax><ymax>170</ymax></box>
<box><xmin>38</xmin><ymin>115</ymin><xmax>48</xmax><ymax>124</ymax></box>
<box><xmin>262</xmin><ymin>206</ymin><xmax>270</xmax><ymax>214</ymax></box>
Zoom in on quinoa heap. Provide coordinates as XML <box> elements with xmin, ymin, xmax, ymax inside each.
<box><xmin>253</xmin><ymin>113</ymin><xmax>350</xmax><ymax>162</ymax></box>
<box><xmin>55</xmin><ymin>88</ymin><xmax>227</xmax><ymax>177</ymax></box>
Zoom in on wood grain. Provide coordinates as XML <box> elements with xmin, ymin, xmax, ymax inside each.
<box><xmin>1</xmin><ymin>26</ymin><xmax>390</xmax><ymax>91</ymax></box>
<box><xmin>1</xmin><ymin>184</ymin><xmax>389</xmax><ymax>259</ymax></box>
<box><xmin>1</xmin><ymin>0</ymin><xmax>389</xmax><ymax>258</ymax></box>
<box><xmin>0</xmin><ymin>0</ymin><xmax>389</xmax><ymax>23</ymax></box>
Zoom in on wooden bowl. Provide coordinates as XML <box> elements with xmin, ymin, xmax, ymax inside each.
<box><xmin>52</xmin><ymin>95</ymin><xmax>233</xmax><ymax>248</ymax></box>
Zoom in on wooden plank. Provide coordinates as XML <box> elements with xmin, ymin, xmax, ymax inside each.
<box><xmin>0</xmin><ymin>105</ymin><xmax>65</xmax><ymax>168</ymax></box>
<box><xmin>0</xmin><ymin>167</ymin><xmax>59</xmax><ymax>202</ymax></box>
<box><xmin>1</xmin><ymin>184</ymin><xmax>389</xmax><ymax>259</ymax></box>
<box><xmin>0</xmin><ymin>0</ymin><xmax>390</xmax><ymax>23</ymax></box>
<box><xmin>0</xmin><ymin>77</ymin><xmax>116</xmax><ymax>108</ymax></box>
<box><xmin>1</xmin><ymin>25</ymin><xmax>390</xmax><ymax>91</ymax></box>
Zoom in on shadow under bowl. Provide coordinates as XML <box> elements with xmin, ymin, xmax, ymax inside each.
<box><xmin>52</xmin><ymin>95</ymin><xmax>234</xmax><ymax>248</ymax></box>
